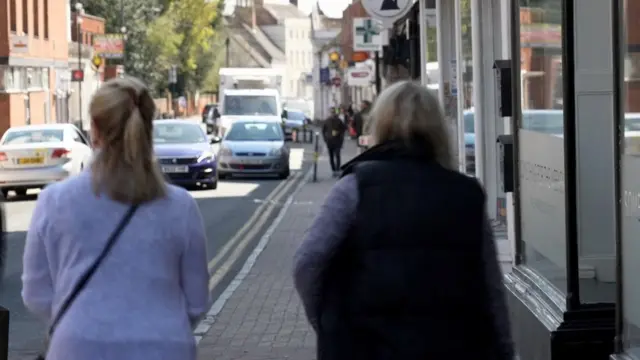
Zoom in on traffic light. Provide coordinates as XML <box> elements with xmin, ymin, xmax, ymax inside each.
<box><xmin>71</xmin><ymin>69</ymin><xmax>84</xmax><ymax>82</ymax></box>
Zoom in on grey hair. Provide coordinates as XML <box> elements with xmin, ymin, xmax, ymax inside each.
<box><xmin>369</xmin><ymin>81</ymin><xmax>454</xmax><ymax>170</ymax></box>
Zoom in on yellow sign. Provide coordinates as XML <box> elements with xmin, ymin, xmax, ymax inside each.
<box><xmin>329</xmin><ymin>51</ymin><xmax>340</xmax><ymax>62</ymax></box>
<box><xmin>91</xmin><ymin>54</ymin><xmax>103</xmax><ymax>69</ymax></box>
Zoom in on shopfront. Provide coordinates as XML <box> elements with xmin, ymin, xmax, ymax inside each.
<box><xmin>503</xmin><ymin>0</ymin><xmax>640</xmax><ymax>359</ymax></box>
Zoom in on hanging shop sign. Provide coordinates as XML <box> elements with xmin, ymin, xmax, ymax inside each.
<box><xmin>361</xmin><ymin>0</ymin><xmax>414</xmax><ymax>28</ymax></box>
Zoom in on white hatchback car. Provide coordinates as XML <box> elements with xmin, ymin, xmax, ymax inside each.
<box><xmin>0</xmin><ymin>124</ymin><xmax>93</xmax><ymax>198</ymax></box>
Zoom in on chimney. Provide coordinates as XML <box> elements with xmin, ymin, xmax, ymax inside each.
<box><xmin>251</xmin><ymin>0</ymin><xmax>256</xmax><ymax>32</ymax></box>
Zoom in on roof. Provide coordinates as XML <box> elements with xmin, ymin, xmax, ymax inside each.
<box><xmin>263</xmin><ymin>3</ymin><xmax>307</xmax><ymax>20</ymax></box>
<box><xmin>5</xmin><ymin>123</ymin><xmax>78</xmax><ymax>132</ymax></box>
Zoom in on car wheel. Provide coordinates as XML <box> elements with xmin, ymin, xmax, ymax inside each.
<box><xmin>278</xmin><ymin>167</ymin><xmax>290</xmax><ymax>180</ymax></box>
<box><xmin>210</xmin><ymin>180</ymin><xmax>218</xmax><ymax>190</ymax></box>
<box><xmin>1</xmin><ymin>189</ymin><xmax>8</xmax><ymax>199</ymax></box>
<box><xmin>15</xmin><ymin>189</ymin><xmax>27</xmax><ymax>197</ymax></box>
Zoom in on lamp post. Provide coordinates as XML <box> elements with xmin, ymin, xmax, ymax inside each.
<box><xmin>120</xmin><ymin>26</ymin><xmax>127</xmax><ymax>74</ymax></box>
<box><xmin>75</xmin><ymin>2</ymin><xmax>84</xmax><ymax>131</ymax></box>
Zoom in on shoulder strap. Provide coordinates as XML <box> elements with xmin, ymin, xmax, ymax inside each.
<box><xmin>47</xmin><ymin>204</ymin><xmax>139</xmax><ymax>336</ymax></box>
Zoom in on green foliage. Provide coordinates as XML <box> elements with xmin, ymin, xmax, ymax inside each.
<box><xmin>79</xmin><ymin>0</ymin><xmax>226</xmax><ymax>96</ymax></box>
<box><xmin>146</xmin><ymin>0</ymin><xmax>225</xmax><ymax>93</ymax></box>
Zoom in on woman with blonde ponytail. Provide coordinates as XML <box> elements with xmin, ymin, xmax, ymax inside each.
<box><xmin>21</xmin><ymin>77</ymin><xmax>209</xmax><ymax>360</ymax></box>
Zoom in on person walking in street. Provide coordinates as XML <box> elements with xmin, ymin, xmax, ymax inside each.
<box><xmin>293</xmin><ymin>81</ymin><xmax>514</xmax><ymax>360</ymax></box>
<box><xmin>322</xmin><ymin>110</ymin><xmax>348</xmax><ymax>177</ymax></box>
<box><xmin>352</xmin><ymin>100</ymin><xmax>371</xmax><ymax>138</ymax></box>
<box><xmin>22</xmin><ymin>77</ymin><xmax>209</xmax><ymax>360</ymax></box>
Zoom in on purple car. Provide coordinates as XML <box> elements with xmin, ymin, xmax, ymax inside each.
<box><xmin>153</xmin><ymin>120</ymin><xmax>220</xmax><ymax>190</ymax></box>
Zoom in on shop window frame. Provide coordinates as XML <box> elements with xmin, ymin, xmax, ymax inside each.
<box><xmin>509</xmin><ymin>0</ymin><xmax>583</xmax><ymax>312</ymax></box>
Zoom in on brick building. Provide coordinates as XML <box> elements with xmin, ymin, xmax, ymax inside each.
<box><xmin>0</xmin><ymin>0</ymin><xmax>69</xmax><ymax>136</ymax></box>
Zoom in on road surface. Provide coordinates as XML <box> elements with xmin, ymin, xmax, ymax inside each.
<box><xmin>1</xmin><ymin>143</ymin><xmax>314</xmax><ymax>360</ymax></box>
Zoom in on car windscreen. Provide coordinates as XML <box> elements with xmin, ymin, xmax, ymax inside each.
<box><xmin>2</xmin><ymin>129</ymin><xmax>64</xmax><ymax>145</ymax></box>
<box><xmin>223</xmin><ymin>95</ymin><xmax>278</xmax><ymax>116</ymax></box>
<box><xmin>153</xmin><ymin>123</ymin><xmax>207</xmax><ymax>144</ymax></box>
<box><xmin>287</xmin><ymin>111</ymin><xmax>306</xmax><ymax>121</ymax></box>
<box><xmin>225</xmin><ymin>122</ymin><xmax>283</xmax><ymax>141</ymax></box>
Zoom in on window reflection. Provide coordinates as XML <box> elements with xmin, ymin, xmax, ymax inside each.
<box><xmin>622</xmin><ymin>0</ymin><xmax>640</xmax><ymax>356</ymax></box>
<box><xmin>517</xmin><ymin>0</ymin><xmax>567</xmax><ymax>295</ymax></box>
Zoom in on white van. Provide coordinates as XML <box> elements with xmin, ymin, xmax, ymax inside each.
<box><xmin>218</xmin><ymin>89</ymin><xmax>284</xmax><ymax>136</ymax></box>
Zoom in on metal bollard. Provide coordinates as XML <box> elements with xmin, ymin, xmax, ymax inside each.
<box><xmin>0</xmin><ymin>307</ymin><xmax>9</xmax><ymax>360</ymax></box>
<box><xmin>313</xmin><ymin>132</ymin><xmax>319</xmax><ymax>182</ymax></box>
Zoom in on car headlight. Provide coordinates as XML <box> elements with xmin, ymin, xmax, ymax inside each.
<box><xmin>269</xmin><ymin>148</ymin><xmax>282</xmax><ymax>156</ymax></box>
<box><xmin>218</xmin><ymin>147</ymin><xmax>233</xmax><ymax>156</ymax></box>
<box><xmin>198</xmin><ymin>151</ymin><xmax>215</xmax><ymax>162</ymax></box>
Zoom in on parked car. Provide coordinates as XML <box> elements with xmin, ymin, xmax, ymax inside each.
<box><xmin>217</xmin><ymin>120</ymin><xmax>290</xmax><ymax>179</ymax></box>
<box><xmin>282</xmin><ymin>109</ymin><xmax>308</xmax><ymax>140</ymax></box>
<box><xmin>0</xmin><ymin>124</ymin><xmax>93</xmax><ymax>198</ymax></box>
<box><xmin>153</xmin><ymin>120</ymin><xmax>219</xmax><ymax>190</ymax></box>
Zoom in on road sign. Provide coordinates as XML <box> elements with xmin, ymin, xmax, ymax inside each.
<box><xmin>91</xmin><ymin>54</ymin><xmax>103</xmax><ymax>70</ymax></box>
<box><xmin>332</xmin><ymin>77</ymin><xmax>341</xmax><ymax>87</ymax></box>
<box><xmin>361</xmin><ymin>0</ymin><xmax>413</xmax><ymax>28</ymax></box>
<box><xmin>347</xmin><ymin>68</ymin><xmax>373</xmax><ymax>87</ymax></box>
<box><xmin>319</xmin><ymin>67</ymin><xmax>330</xmax><ymax>84</ymax></box>
<box><xmin>168</xmin><ymin>65</ymin><xmax>178</xmax><ymax>84</ymax></box>
<box><xmin>71</xmin><ymin>69</ymin><xmax>84</xmax><ymax>82</ymax></box>
<box><xmin>353</xmin><ymin>18</ymin><xmax>382</xmax><ymax>52</ymax></box>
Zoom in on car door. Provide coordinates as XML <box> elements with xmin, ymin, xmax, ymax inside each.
<box><xmin>68</xmin><ymin>128</ymin><xmax>92</xmax><ymax>171</ymax></box>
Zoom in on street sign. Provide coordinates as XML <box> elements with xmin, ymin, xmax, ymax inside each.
<box><xmin>353</xmin><ymin>18</ymin><xmax>382</xmax><ymax>52</ymax></box>
<box><xmin>346</xmin><ymin>68</ymin><xmax>373</xmax><ymax>87</ymax></box>
<box><xmin>168</xmin><ymin>65</ymin><xmax>178</xmax><ymax>84</ymax></box>
<box><xmin>91</xmin><ymin>54</ymin><xmax>103</xmax><ymax>71</ymax></box>
<box><xmin>319</xmin><ymin>67</ymin><xmax>330</xmax><ymax>84</ymax></box>
<box><xmin>332</xmin><ymin>77</ymin><xmax>341</xmax><ymax>87</ymax></box>
<box><xmin>361</xmin><ymin>0</ymin><xmax>414</xmax><ymax>28</ymax></box>
<box><xmin>71</xmin><ymin>69</ymin><xmax>84</xmax><ymax>82</ymax></box>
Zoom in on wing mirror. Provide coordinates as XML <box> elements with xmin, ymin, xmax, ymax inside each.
<box><xmin>281</xmin><ymin>110</ymin><xmax>288</xmax><ymax>119</ymax></box>
<box><xmin>210</xmin><ymin>136</ymin><xmax>222</xmax><ymax>144</ymax></box>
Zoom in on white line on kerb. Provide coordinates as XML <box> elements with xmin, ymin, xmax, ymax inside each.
<box><xmin>193</xmin><ymin>165</ymin><xmax>314</xmax><ymax>344</ymax></box>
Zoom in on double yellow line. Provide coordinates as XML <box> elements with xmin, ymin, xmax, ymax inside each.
<box><xmin>207</xmin><ymin>171</ymin><xmax>302</xmax><ymax>291</ymax></box>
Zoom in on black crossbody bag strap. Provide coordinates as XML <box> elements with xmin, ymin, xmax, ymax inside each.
<box><xmin>47</xmin><ymin>204</ymin><xmax>139</xmax><ymax>337</ymax></box>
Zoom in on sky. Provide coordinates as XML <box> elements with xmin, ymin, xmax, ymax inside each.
<box><xmin>224</xmin><ymin>0</ymin><xmax>350</xmax><ymax>18</ymax></box>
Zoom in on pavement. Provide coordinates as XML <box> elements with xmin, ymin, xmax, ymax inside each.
<box><xmin>0</xmin><ymin>140</ymin><xmax>316</xmax><ymax>360</ymax></box>
<box><xmin>195</xmin><ymin>139</ymin><xmax>513</xmax><ymax>359</ymax></box>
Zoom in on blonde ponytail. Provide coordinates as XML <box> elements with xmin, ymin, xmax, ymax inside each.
<box><xmin>90</xmin><ymin>77</ymin><xmax>167</xmax><ymax>204</ymax></box>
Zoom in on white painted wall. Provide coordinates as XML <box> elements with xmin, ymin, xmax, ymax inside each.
<box><xmin>284</xmin><ymin>18</ymin><xmax>313</xmax><ymax>100</ymax></box>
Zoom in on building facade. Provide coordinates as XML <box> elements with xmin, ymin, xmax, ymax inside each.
<box><xmin>0</xmin><ymin>0</ymin><xmax>69</xmax><ymax>135</ymax></box>
<box><xmin>403</xmin><ymin>0</ymin><xmax>640</xmax><ymax>358</ymax></box>
<box><xmin>68</xmin><ymin>11</ymin><xmax>104</xmax><ymax>131</ymax></box>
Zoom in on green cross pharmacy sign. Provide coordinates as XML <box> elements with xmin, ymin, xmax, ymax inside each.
<box><xmin>353</xmin><ymin>17</ymin><xmax>382</xmax><ymax>52</ymax></box>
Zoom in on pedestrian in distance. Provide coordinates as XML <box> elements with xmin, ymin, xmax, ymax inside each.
<box><xmin>322</xmin><ymin>110</ymin><xmax>348</xmax><ymax>177</ymax></box>
<box><xmin>22</xmin><ymin>76</ymin><xmax>209</xmax><ymax>360</ymax></box>
<box><xmin>293</xmin><ymin>81</ymin><xmax>514</xmax><ymax>360</ymax></box>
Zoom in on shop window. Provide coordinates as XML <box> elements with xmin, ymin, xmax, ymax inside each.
<box><xmin>516</xmin><ymin>0</ymin><xmax>567</xmax><ymax>294</ymax></box>
<box><xmin>622</xmin><ymin>0</ymin><xmax>640</xmax><ymax>356</ymax></box>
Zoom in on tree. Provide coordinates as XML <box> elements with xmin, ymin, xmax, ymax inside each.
<box><xmin>147</xmin><ymin>0</ymin><xmax>222</xmax><ymax>94</ymax></box>
<box><xmin>81</xmin><ymin>0</ymin><xmax>165</xmax><ymax>93</ymax></box>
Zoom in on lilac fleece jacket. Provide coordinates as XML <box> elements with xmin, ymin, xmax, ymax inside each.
<box><xmin>22</xmin><ymin>170</ymin><xmax>209</xmax><ymax>360</ymax></box>
<box><xmin>293</xmin><ymin>174</ymin><xmax>514</xmax><ymax>358</ymax></box>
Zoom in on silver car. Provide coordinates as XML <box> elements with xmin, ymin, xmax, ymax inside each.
<box><xmin>217</xmin><ymin>120</ymin><xmax>290</xmax><ymax>179</ymax></box>
<box><xmin>0</xmin><ymin>124</ymin><xmax>93</xmax><ymax>198</ymax></box>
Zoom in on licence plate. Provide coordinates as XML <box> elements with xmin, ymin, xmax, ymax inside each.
<box><xmin>17</xmin><ymin>157</ymin><xmax>44</xmax><ymax>165</ymax></box>
<box><xmin>162</xmin><ymin>165</ymin><xmax>189</xmax><ymax>173</ymax></box>
<box><xmin>241</xmin><ymin>159</ymin><xmax>263</xmax><ymax>165</ymax></box>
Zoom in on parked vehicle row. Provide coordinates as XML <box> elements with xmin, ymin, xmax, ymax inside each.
<box><xmin>0</xmin><ymin>116</ymin><xmax>293</xmax><ymax>198</ymax></box>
